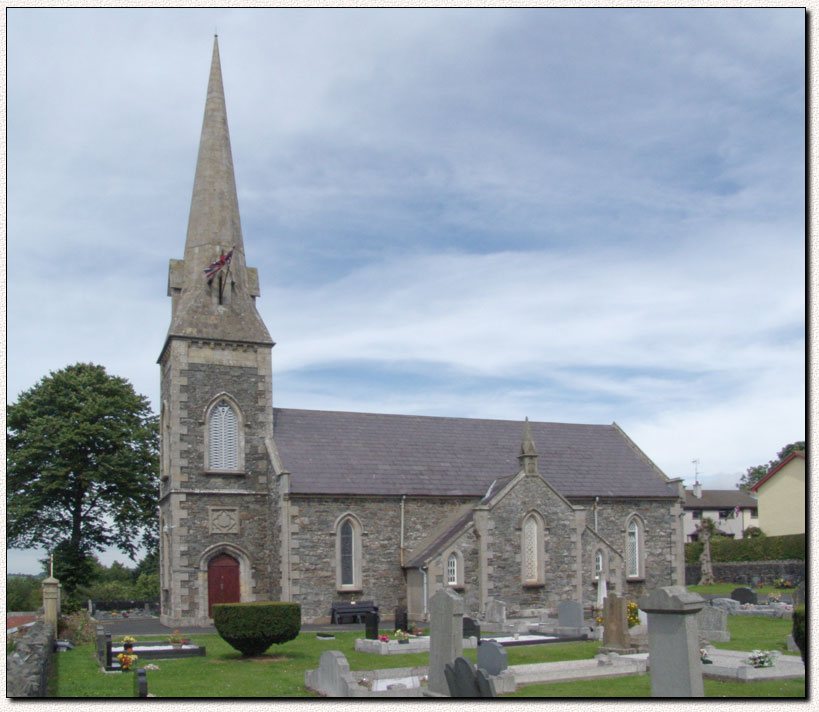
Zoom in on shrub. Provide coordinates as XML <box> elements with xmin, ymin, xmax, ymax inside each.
<box><xmin>792</xmin><ymin>605</ymin><xmax>806</xmax><ymax>664</ymax></box>
<box><xmin>212</xmin><ymin>601</ymin><xmax>301</xmax><ymax>657</ymax></box>
<box><xmin>58</xmin><ymin>610</ymin><xmax>97</xmax><ymax>644</ymax></box>
<box><xmin>684</xmin><ymin>533</ymin><xmax>805</xmax><ymax>564</ymax></box>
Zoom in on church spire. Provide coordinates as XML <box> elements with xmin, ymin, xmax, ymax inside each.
<box><xmin>165</xmin><ymin>36</ymin><xmax>272</xmax><ymax>346</ymax></box>
<box><xmin>519</xmin><ymin>417</ymin><xmax>539</xmax><ymax>476</ymax></box>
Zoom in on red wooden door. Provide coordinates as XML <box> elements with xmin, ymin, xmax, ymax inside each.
<box><xmin>208</xmin><ymin>553</ymin><xmax>240</xmax><ymax>617</ymax></box>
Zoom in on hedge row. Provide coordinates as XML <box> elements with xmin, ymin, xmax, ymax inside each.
<box><xmin>684</xmin><ymin>533</ymin><xmax>805</xmax><ymax>564</ymax></box>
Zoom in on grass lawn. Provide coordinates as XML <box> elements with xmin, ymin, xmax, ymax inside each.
<box><xmin>49</xmin><ymin>616</ymin><xmax>802</xmax><ymax>698</ymax></box>
<box><xmin>686</xmin><ymin>582</ymin><xmax>791</xmax><ymax>598</ymax></box>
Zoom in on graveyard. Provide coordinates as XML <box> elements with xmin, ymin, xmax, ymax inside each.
<box><xmin>46</xmin><ymin>586</ymin><xmax>804</xmax><ymax>698</ymax></box>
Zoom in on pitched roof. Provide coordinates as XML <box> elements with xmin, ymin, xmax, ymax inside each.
<box><xmin>683</xmin><ymin>489</ymin><xmax>758</xmax><ymax>509</ymax></box>
<box><xmin>750</xmin><ymin>451</ymin><xmax>806</xmax><ymax>492</ymax></box>
<box><xmin>272</xmin><ymin>408</ymin><xmax>676</xmax><ymax>499</ymax></box>
<box><xmin>404</xmin><ymin>503</ymin><xmax>476</xmax><ymax>568</ymax></box>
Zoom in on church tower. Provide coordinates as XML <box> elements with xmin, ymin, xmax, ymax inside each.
<box><xmin>158</xmin><ymin>37</ymin><xmax>279</xmax><ymax>626</ymax></box>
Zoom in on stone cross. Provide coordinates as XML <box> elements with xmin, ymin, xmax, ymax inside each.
<box><xmin>428</xmin><ymin>588</ymin><xmax>464</xmax><ymax>696</ymax></box>
<box><xmin>697</xmin><ymin>525</ymin><xmax>715</xmax><ymax>586</ymax></box>
<box><xmin>639</xmin><ymin>586</ymin><xmax>706</xmax><ymax>697</ymax></box>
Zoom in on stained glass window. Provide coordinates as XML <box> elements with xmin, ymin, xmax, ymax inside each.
<box><xmin>340</xmin><ymin>520</ymin><xmax>354</xmax><ymax>586</ymax></box>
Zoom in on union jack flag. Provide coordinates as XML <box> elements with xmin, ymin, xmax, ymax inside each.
<box><xmin>204</xmin><ymin>249</ymin><xmax>233</xmax><ymax>281</ymax></box>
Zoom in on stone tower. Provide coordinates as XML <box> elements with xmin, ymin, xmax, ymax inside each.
<box><xmin>158</xmin><ymin>36</ymin><xmax>279</xmax><ymax>626</ymax></box>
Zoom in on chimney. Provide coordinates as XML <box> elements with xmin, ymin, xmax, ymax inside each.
<box><xmin>693</xmin><ymin>482</ymin><xmax>702</xmax><ymax>499</ymax></box>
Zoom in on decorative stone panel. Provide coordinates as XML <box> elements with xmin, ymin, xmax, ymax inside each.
<box><xmin>209</xmin><ymin>506</ymin><xmax>240</xmax><ymax>534</ymax></box>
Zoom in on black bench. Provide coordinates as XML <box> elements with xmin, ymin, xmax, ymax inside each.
<box><xmin>330</xmin><ymin>600</ymin><xmax>378</xmax><ymax>624</ymax></box>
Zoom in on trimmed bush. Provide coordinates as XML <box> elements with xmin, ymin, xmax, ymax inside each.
<box><xmin>684</xmin><ymin>533</ymin><xmax>805</xmax><ymax>565</ymax></box>
<box><xmin>792</xmin><ymin>605</ymin><xmax>806</xmax><ymax>664</ymax></box>
<box><xmin>212</xmin><ymin>601</ymin><xmax>301</xmax><ymax>657</ymax></box>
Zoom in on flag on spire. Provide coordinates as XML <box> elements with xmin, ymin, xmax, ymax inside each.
<box><xmin>204</xmin><ymin>249</ymin><xmax>233</xmax><ymax>281</ymax></box>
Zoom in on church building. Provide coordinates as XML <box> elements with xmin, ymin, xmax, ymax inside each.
<box><xmin>158</xmin><ymin>38</ymin><xmax>686</xmax><ymax>627</ymax></box>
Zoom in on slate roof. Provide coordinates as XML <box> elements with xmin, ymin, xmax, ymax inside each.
<box><xmin>683</xmin><ymin>490</ymin><xmax>758</xmax><ymax>510</ymax></box>
<box><xmin>272</xmin><ymin>408</ymin><xmax>676</xmax><ymax>499</ymax></box>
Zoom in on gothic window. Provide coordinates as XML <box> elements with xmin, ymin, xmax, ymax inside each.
<box><xmin>626</xmin><ymin>516</ymin><xmax>645</xmax><ymax>579</ymax></box>
<box><xmin>447</xmin><ymin>553</ymin><xmax>457</xmax><ymax>585</ymax></box>
<box><xmin>594</xmin><ymin>549</ymin><xmax>604</xmax><ymax>579</ymax></box>
<box><xmin>335</xmin><ymin>515</ymin><xmax>362</xmax><ymax>591</ymax></box>
<box><xmin>521</xmin><ymin>512</ymin><xmax>544</xmax><ymax>586</ymax></box>
<box><xmin>204</xmin><ymin>396</ymin><xmax>244</xmax><ymax>473</ymax></box>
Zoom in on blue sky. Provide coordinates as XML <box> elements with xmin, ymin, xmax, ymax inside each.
<box><xmin>6</xmin><ymin>8</ymin><xmax>806</xmax><ymax>574</ymax></box>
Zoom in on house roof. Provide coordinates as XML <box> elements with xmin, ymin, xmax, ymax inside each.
<box><xmin>750</xmin><ymin>451</ymin><xmax>806</xmax><ymax>492</ymax></box>
<box><xmin>272</xmin><ymin>408</ymin><xmax>677</xmax><ymax>499</ymax></box>
<box><xmin>683</xmin><ymin>489</ymin><xmax>758</xmax><ymax>510</ymax></box>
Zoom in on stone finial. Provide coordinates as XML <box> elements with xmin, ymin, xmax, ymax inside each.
<box><xmin>518</xmin><ymin>417</ymin><xmax>538</xmax><ymax>476</ymax></box>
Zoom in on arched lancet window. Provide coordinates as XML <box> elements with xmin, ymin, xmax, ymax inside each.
<box><xmin>521</xmin><ymin>512</ymin><xmax>544</xmax><ymax>586</ymax></box>
<box><xmin>594</xmin><ymin>549</ymin><xmax>604</xmax><ymax>579</ymax></box>
<box><xmin>205</xmin><ymin>396</ymin><xmax>244</xmax><ymax>473</ymax></box>
<box><xmin>626</xmin><ymin>516</ymin><xmax>644</xmax><ymax>579</ymax></box>
<box><xmin>447</xmin><ymin>553</ymin><xmax>458</xmax><ymax>585</ymax></box>
<box><xmin>335</xmin><ymin>515</ymin><xmax>362</xmax><ymax>591</ymax></box>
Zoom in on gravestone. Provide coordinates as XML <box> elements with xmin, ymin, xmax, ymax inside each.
<box><xmin>133</xmin><ymin>668</ymin><xmax>148</xmax><ymax>698</ymax></box>
<box><xmin>697</xmin><ymin>605</ymin><xmax>729</xmax><ymax>643</ymax></box>
<box><xmin>484</xmin><ymin>599</ymin><xmax>506</xmax><ymax>626</ymax></box>
<box><xmin>306</xmin><ymin>650</ymin><xmax>354</xmax><ymax>697</ymax></box>
<box><xmin>792</xmin><ymin>581</ymin><xmax>806</xmax><ymax>607</ymax></box>
<box><xmin>600</xmin><ymin>594</ymin><xmax>629</xmax><ymax>653</ymax></box>
<box><xmin>365</xmin><ymin>611</ymin><xmax>380</xmax><ymax>640</ymax></box>
<box><xmin>428</xmin><ymin>588</ymin><xmax>464</xmax><ymax>696</ymax></box>
<box><xmin>462</xmin><ymin>616</ymin><xmax>480</xmax><ymax>640</ymax></box>
<box><xmin>730</xmin><ymin>587</ymin><xmax>757</xmax><ymax>605</ymax></box>
<box><xmin>477</xmin><ymin>640</ymin><xmax>507</xmax><ymax>676</ymax></box>
<box><xmin>639</xmin><ymin>586</ymin><xmax>706</xmax><ymax>697</ymax></box>
<box><xmin>557</xmin><ymin>600</ymin><xmax>584</xmax><ymax>636</ymax></box>
<box><xmin>394</xmin><ymin>606</ymin><xmax>409</xmax><ymax>632</ymax></box>
<box><xmin>444</xmin><ymin>656</ymin><xmax>495</xmax><ymax>698</ymax></box>
<box><xmin>96</xmin><ymin>626</ymin><xmax>106</xmax><ymax>664</ymax></box>
<box><xmin>105</xmin><ymin>633</ymin><xmax>113</xmax><ymax>668</ymax></box>
<box><xmin>709</xmin><ymin>597</ymin><xmax>740</xmax><ymax>612</ymax></box>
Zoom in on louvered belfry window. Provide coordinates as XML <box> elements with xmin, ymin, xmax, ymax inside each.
<box><xmin>209</xmin><ymin>401</ymin><xmax>238</xmax><ymax>470</ymax></box>
<box><xmin>340</xmin><ymin>520</ymin><xmax>354</xmax><ymax>586</ymax></box>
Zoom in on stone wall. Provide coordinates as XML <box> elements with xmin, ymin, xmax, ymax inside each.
<box><xmin>684</xmin><ymin>560</ymin><xmax>805</xmax><ymax>587</ymax></box>
<box><xmin>7</xmin><ymin>620</ymin><xmax>54</xmax><ymax>697</ymax></box>
<box><xmin>288</xmin><ymin>495</ymin><xmax>476</xmax><ymax>623</ymax></box>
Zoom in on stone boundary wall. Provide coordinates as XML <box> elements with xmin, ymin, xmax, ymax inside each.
<box><xmin>684</xmin><ymin>560</ymin><xmax>804</xmax><ymax>587</ymax></box>
<box><xmin>7</xmin><ymin>620</ymin><xmax>54</xmax><ymax>697</ymax></box>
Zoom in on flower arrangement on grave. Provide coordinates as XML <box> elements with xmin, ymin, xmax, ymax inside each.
<box><xmin>168</xmin><ymin>630</ymin><xmax>184</xmax><ymax>645</ymax></box>
<box><xmin>748</xmin><ymin>650</ymin><xmax>775</xmax><ymax>668</ymax></box>
<box><xmin>700</xmin><ymin>649</ymin><xmax>713</xmax><ymax>664</ymax></box>
<box><xmin>120</xmin><ymin>636</ymin><xmax>136</xmax><ymax>645</ymax></box>
<box><xmin>412</xmin><ymin>628</ymin><xmax>425</xmax><ymax>636</ymax></box>
<box><xmin>774</xmin><ymin>578</ymin><xmax>795</xmax><ymax>589</ymax></box>
<box><xmin>626</xmin><ymin>601</ymin><xmax>640</xmax><ymax>628</ymax></box>
<box><xmin>378</xmin><ymin>634</ymin><xmax>390</xmax><ymax>643</ymax></box>
<box><xmin>117</xmin><ymin>652</ymin><xmax>138</xmax><ymax>670</ymax></box>
<box><xmin>394</xmin><ymin>629</ymin><xmax>410</xmax><ymax>643</ymax></box>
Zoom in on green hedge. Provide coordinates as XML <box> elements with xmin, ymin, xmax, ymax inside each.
<box><xmin>684</xmin><ymin>533</ymin><xmax>805</xmax><ymax>564</ymax></box>
<box><xmin>212</xmin><ymin>601</ymin><xmax>301</xmax><ymax>657</ymax></box>
<box><xmin>792</xmin><ymin>605</ymin><xmax>806</xmax><ymax>664</ymax></box>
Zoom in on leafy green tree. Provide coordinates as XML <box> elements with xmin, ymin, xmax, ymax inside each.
<box><xmin>737</xmin><ymin>441</ymin><xmax>805</xmax><ymax>491</ymax></box>
<box><xmin>7</xmin><ymin>576</ymin><xmax>42</xmax><ymax>611</ymax></box>
<box><xmin>7</xmin><ymin>363</ymin><xmax>159</xmax><ymax>595</ymax></box>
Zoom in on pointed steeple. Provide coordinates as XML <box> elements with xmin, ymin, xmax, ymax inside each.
<box><xmin>519</xmin><ymin>417</ymin><xmax>539</xmax><ymax>476</ymax></box>
<box><xmin>165</xmin><ymin>36</ymin><xmax>272</xmax><ymax>346</ymax></box>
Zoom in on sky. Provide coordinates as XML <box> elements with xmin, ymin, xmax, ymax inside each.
<box><xmin>6</xmin><ymin>8</ymin><xmax>806</xmax><ymax>575</ymax></box>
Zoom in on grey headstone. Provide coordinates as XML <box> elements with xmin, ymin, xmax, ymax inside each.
<box><xmin>484</xmin><ymin>599</ymin><xmax>506</xmax><ymax>625</ymax></box>
<box><xmin>709</xmin><ymin>597</ymin><xmax>740</xmax><ymax>612</ymax></box>
<box><xmin>730</xmin><ymin>587</ymin><xmax>757</xmax><ymax>605</ymax></box>
<box><xmin>445</xmin><ymin>656</ymin><xmax>495</xmax><ymax>697</ymax></box>
<box><xmin>639</xmin><ymin>586</ymin><xmax>705</xmax><ymax>697</ymax></box>
<box><xmin>96</xmin><ymin>627</ymin><xmax>106</xmax><ymax>664</ymax></box>
<box><xmin>477</xmin><ymin>640</ymin><xmax>507</xmax><ymax>676</ymax></box>
<box><xmin>462</xmin><ymin>616</ymin><xmax>480</xmax><ymax>640</ymax></box>
<box><xmin>428</xmin><ymin>588</ymin><xmax>464</xmax><ymax>696</ymax></box>
<box><xmin>311</xmin><ymin>650</ymin><xmax>352</xmax><ymax>697</ymax></box>
<box><xmin>696</xmin><ymin>605</ymin><xmax>729</xmax><ymax>643</ymax></box>
<box><xmin>602</xmin><ymin>594</ymin><xmax>629</xmax><ymax>650</ymax></box>
<box><xmin>792</xmin><ymin>581</ymin><xmax>806</xmax><ymax>607</ymax></box>
<box><xmin>557</xmin><ymin>600</ymin><xmax>583</xmax><ymax>628</ymax></box>
<box><xmin>134</xmin><ymin>668</ymin><xmax>148</xmax><ymax>698</ymax></box>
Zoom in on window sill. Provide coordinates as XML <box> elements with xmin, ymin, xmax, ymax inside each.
<box><xmin>522</xmin><ymin>581</ymin><xmax>545</xmax><ymax>589</ymax></box>
<box><xmin>204</xmin><ymin>470</ymin><xmax>245</xmax><ymax>476</ymax></box>
<box><xmin>448</xmin><ymin>584</ymin><xmax>465</xmax><ymax>591</ymax></box>
<box><xmin>336</xmin><ymin>588</ymin><xmax>363</xmax><ymax>594</ymax></box>
<box><xmin>626</xmin><ymin>577</ymin><xmax>645</xmax><ymax>583</ymax></box>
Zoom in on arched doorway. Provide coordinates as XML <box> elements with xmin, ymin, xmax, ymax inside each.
<box><xmin>208</xmin><ymin>553</ymin><xmax>240</xmax><ymax>617</ymax></box>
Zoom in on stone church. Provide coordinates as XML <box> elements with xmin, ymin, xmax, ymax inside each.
<box><xmin>158</xmin><ymin>38</ymin><xmax>685</xmax><ymax>627</ymax></box>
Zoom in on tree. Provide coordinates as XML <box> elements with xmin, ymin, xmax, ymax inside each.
<box><xmin>7</xmin><ymin>363</ymin><xmax>158</xmax><ymax>595</ymax></box>
<box><xmin>737</xmin><ymin>441</ymin><xmax>805</xmax><ymax>491</ymax></box>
